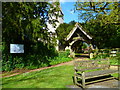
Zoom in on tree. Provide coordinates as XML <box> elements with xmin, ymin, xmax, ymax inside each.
<box><xmin>75</xmin><ymin>2</ymin><xmax>119</xmax><ymax>25</ymax></box>
<box><xmin>69</xmin><ymin>20</ymin><xmax>76</xmax><ymax>25</ymax></box>
<box><xmin>2</xmin><ymin>2</ymin><xmax>62</xmax><ymax>71</ymax></box>
<box><xmin>3</xmin><ymin>2</ymin><xmax>62</xmax><ymax>45</ymax></box>
<box><xmin>56</xmin><ymin>21</ymin><xmax>76</xmax><ymax>48</ymax></box>
<box><xmin>56</xmin><ymin>23</ymin><xmax>69</xmax><ymax>45</ymax></box>
<box><xmin>74</xmin><ymin>2</ymin><xmax>120</xmax><ymax>48</ymax></box>
<box><xmin>83</xmin><ymin>14</ymin><xmax>120</xmax><ymax>48</ymax></box>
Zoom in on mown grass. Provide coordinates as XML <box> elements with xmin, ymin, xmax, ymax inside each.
<box><xmin>2</xmin><ymin>56</ymin><xmax>119</xmax><ymax>88</ymax></box>
<box><xmin>2</xmin><ymin>65</ymin><xmax>74</xmax><ymax>88</ymax></box>
<box><xmin>2</xmin><ymin>63</ymin><xmax>118</xmax><ymax>88</ymax></box>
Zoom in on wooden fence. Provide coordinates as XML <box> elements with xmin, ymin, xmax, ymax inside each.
<box><xmin>92</xmin><ymin>48</ymin><xmax>120</xmax><ymax>57</ymax></box>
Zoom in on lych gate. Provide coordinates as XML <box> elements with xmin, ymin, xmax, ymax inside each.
<box><xmin>65</xmin><ymin>23</ymin><xmax>94</xmax><ymax>56</ymax></box>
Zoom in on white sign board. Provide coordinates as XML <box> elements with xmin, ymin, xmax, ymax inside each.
<box><xmin>10</xmin><ymin>44</ymin><xmax>24</xmax><ymax>53</ymax></box>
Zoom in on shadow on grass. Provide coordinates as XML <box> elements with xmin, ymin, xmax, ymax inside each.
<box><xmin>2</xmin><ymin>72</ymin><xmax>63</xmax><ymax>85</ymax></box>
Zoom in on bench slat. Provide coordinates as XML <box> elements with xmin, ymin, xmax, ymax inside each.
<box><xmin>85</xmin><ymin>69</ymin><xmax>118</xmax><ymax>78</ymax></box>
<box><xmin>75</xmin><ymin>69</ymin><xmax>118</xmax><ymax>78</ymax></box>
<box><xmin>73</xmin><ymin>59</ymin><xmax>118</xmax><ymax>88</ymax></box>
<box><xmin>74</xmin><ymin>59</ymin><xmax>110</xmax><ymax>71</ymax></box>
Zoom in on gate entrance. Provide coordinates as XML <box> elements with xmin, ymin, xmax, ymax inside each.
<box><xmin>65</xmin><ymin>23</ymin><xmax>94</xmax><ymax>57</ymax></box>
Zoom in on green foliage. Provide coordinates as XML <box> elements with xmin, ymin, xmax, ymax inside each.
<box><xmin>110</xmin><ymin>57</ymin><xmax>119</xmax><ymax>65</ymax></box>
<box><xmin>109</xmin><ymin>53</ymin><xmax>120</xmax><ymax>65</ymax></box>
<box><xmin>2</xmin><ymin>2</ymin><xmax>63</xmax><ymax>71</ymax></box>
<box><xmin>82</xmin><ymin>43</ymin><xmax>87</xmax><ymax>49</ymax></box>
<box><xmin>2</xmin><ymin>49</ymin><xmax>72</xmax><ymax>71</ymax></box>
<box><xmin>56</xmin><ymin>21</ymin><xmax>76</xmax><ymax>46</ymax></box>
<box><xmin>0</xmin><ymin>45</ymin><xmax>1</xmax><ymax>49</ymax></box>
<box><xmin>2</xmin><ymin>65</ymin><xmax>74</xmax><ymax>88</ymax></box>
<box><xmin>93</xmin><ymin>53</ymin><xmax>109</xmax><ymax>60</ymax></box>
<box><xmin>65</xmin><ymin>49</ymin><xmax>70</xmax><ymax>55</ymax></box>
<box><xmin>93</xmin><ymin>49</ymin><xmax>119</xmax><ymax>65</ymax></box>
<box><xmin>2</xmin><ymin>43</ymin><xmax>58</xmax><ymax>71</ymax></box>
<box><xmin>75</xmin><ymin>2</ymin><xmax>120</xmax><ymax>48</ymax></box>
<box><xmin>82</xmin><ymin>15</ymin><xmax>120</xmax><ymax>48</ymax></box>
<box><xmin>49</xmin><ymin>50</ymin><xmax>72</xmax><ymax>66</ymax></box>
<box><xmin>56</xmin><ymin>23</ymin><xmax>69</xmax><ymax>45</ymax></box>
<box><xmin>75</xmin><ymin>2</ymin><xmax>119</xmax><ymax>24</ymax></box>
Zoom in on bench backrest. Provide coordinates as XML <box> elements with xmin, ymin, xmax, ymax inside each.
<box><xmin>74</xmin><ymin>59</ymin><xmax>110</xmax><ymax>72</ymax></box>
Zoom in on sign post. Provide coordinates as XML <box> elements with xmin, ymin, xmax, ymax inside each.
<box><xmin>10</xmin><ymin>44</ymin><xmax>24</xmax><ymax>70</ymax></box>
<box><xmin>10</xmin><ymin>44</ymin><xmax>24</xmax><ymax>53</ymax></box>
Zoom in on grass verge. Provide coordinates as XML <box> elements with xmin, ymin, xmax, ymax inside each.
<box><xmin>2</xmin><ymin>65</ymin><xmax>74</xmax><ymax>88</ymax></box>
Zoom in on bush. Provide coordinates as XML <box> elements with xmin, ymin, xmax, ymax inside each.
<box><xmin>49</xmin><ymin>51</ymin><xmax>72</xmax><ymax>66</ymax></box>
<box><xmin>109</xmin><ymin>53</ymin><xmax>120</xmax><ymax>65</ymax></box>
<box><xmin>2</xmin><ymin>48</ymin><xmax>73</xmax><ymax>71</ymax></box>
<box><xmin>65</xmin><ymin>49</ymin><xmax>70</xmax><ymax>55</ymax></box>
<box><xmin>93</xmin><ymin>53</ymin><xmax>109</xmax><ymax>60</ymax></box>
<box><xmin>93</xmin><ymin>51</ymin><xmax>120</xmax><ymax>65</ymax></box>
<box><xmin>2</xmin><ymin>43</ymin><xmax>58</xmax><ymax>71</ymax></box>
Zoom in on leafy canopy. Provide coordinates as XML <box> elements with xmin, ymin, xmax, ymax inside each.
<box><xmin>75</xmin><ymin>2</ymin><xmax>119</xmax><ymax>24</ymax></box>
<box><xmin>56</xmin><ymin>21</ymin><xmax>76</xmax><ymax>45</ymax></box>
<box><xmin>74</xmin><ymin>2</ymin><xmax>120</xmax><ymax>48</ymax></box>
<box><xmin>2</xmin><ymin>2</ymin><xmax>62</xmax><ymax>71</ymax></box>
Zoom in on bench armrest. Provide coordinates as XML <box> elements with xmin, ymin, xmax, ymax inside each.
<box><xmin>110</xmin><ymin>65</ymin><xmax>119</xmax><ymax>70</ymax></box>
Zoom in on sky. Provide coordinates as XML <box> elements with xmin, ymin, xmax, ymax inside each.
<box><xmin>60</xmin><ymin>2</ymin><xmax>81</xmax><ymax>23</ymax></box>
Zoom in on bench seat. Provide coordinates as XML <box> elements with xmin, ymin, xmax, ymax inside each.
<box><xmin>75</xmin><ymin>69</ymin><xmax>118</xmax><ymax>78</ymax></box>
<box><xmin>73</xmin><ymin>59</ymin><xmax>118</xmax><ymax>88</ymax></box>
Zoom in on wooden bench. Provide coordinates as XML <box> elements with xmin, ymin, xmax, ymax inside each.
<box><xmin>73</xmin><ymin>59</ymin><xmax>118</xmax><ymax>88</ymax></box>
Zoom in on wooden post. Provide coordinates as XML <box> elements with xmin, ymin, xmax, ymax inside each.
<box><xmin>90</xmin><ymin>53</ymin><xmax>94</xmax><ymax>59</ymax></box>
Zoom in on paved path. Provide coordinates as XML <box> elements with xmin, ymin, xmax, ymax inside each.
<box><xmin>67</xmin><ymin>79</ymin><xmax>119</xmax><ymax>89</ymax></box>
<box><xmin>2</xmin><ymin>57</ymin><xmax>88</xmax><ymax>78</ymax></box>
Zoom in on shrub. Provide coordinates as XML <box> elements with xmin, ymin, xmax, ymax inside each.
<box><xmin>109</xmin><ymin>53</ymin><xmax>120</xmax><ymax>65</ymax></box>
<box><xmin>2</xmin><ymin>48</ymin><xmax>73</xmax><ymax>71</ymax></box>
<box><xmin>93</xmin><ymin>50</ymin><xmax>120</xmax><ymax>65</ymax></box>
<box><xmin>93</xmin><ymin>53</ymin><xmax>109</xmax><ymax>60</ymax></box>
<box><xmin>49</xmin><ymin>51</ymin><xmax>72</xmax><ymax>66</ymax></box>
<box><xmin>2</xmin><ymin>43</ymin><xmax>58</xmax><ymax>71</ymax></box>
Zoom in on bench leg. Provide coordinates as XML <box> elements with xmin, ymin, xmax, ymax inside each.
<box><xmin>82</xmin><ymin>78</ymin><xmax>85</xmax><ymax>88</ymax></box>
<box><xmin>72</xmin><ymin>76</ymin><xmax>75</xmax><ymax>84</ymax></box>
<box><xmin>74</xmin><ymin>76</ymin><xmax>77</xmax><ymax>85</ymax></box>
<box><xmin>82</xmin><ymin>72</ymin><xmax>85</xmax><ymax>88</ymax></box>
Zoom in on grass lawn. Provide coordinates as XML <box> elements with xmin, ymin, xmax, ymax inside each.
<box><xmin>2</xmin><ymin>65</ymin><xmax>74</xmax><ymax>88</ymax></box>
<box><xmin>2</xmin><ymin>58</ymin><xmax>119</xmax><ymax>88</ymax></box>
